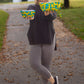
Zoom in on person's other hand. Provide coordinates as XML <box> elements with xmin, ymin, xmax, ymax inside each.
<box><xmin>44</xmin><ymin>11</ymin><xmax>50</xmax><ymax>16</ymax></box>
<box><xmin>25</xmin><ymin>16</ymin><xmax>34</xmax><ymax>20</ymax></box>
<box><xmin>44</xmin><ymin>11</ymin><xmax>54</xmax><ymax>16</ymax></box>
<box><xmin>49</xmin><ymin>11</ymin><xmax>54</xmax><ymax>14</ymax></box>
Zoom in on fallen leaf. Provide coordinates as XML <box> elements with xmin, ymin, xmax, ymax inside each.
<box><xmin>67</xmin><ymin>72</ymin><xmax>73</xmax><ymax>76</ymax></box>
<box><xmin>14</xmin><ymin>42</ymin><xmax>20</xmax><ymax>47</ymax></box>
<box><xmin>66</xmin><ymin>57</ymin><xmax>70</xmax><ymax>60</ymax></box>
<box><xmin>28</xmin><ymin>75</ymin><xmax>31</xmax><ymax>78</ymax></box>
<box><xmin>4</xmin><ymin>78</ymin><xmax>14</xmax><ymax>83</ymax></box>
<box><xmin>69</xmin><ymin>62</ymin><xmax>73</xmax><ymax>64</ymax></box>
<box><xmin>7</xmin><ymin>40</ymin><xmax>12</xmax><ymax>43</ymax></box>
<box><xmin>52</xmin><ymin>63</ymin><xmax>55</xmax><ymax>66</ymax></box>
<box><xmin>58</xmin><ymin>56</ymin><xmax>61</xmax><ymax>60</ymax></box>
<box><xmin>17</xmin><ymin>51</ymin><xmax>23</xmax><ymax>55</ymax></box>
<box><xmin>27</xmin><ymin>81</ymin><xmax>30</xmax><ymax>84</ymax></box>
<box><xmin>16</xmin><ymin>67</ymin><xmax>19</xmax><ymax>70</ymax></box>
<box><xmin>23</xmin><ymin>50</ymin><xmax>29</xmax><ymax>54</ymax></box>
<box><xmin>12</xmin><ymin>52</ymin><xmax>17</xmax><ymax>56</ymax></box>
<box><xmin>63</xmin><ymin>76</ymin><xmax>69</xmax><ymax>81</ymax></box>
<box><xmin>36</xmin><ymin>76</ymin><xmax>40</xmax><ymax>80</ymax></box>
<box><xmin>58</xmin><ymin>62</ymin><xmax>62</xmax><ymax>65</ymax></box>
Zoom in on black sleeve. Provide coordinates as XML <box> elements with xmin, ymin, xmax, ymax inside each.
<box><xmin>44</xmin><ymin>11</ymin><xmax>57</xmax><ymax>21</ymax></box>
<box><xmin>27</xmin><ymin>5</ymin><xmax>34</xmax><ymax>10</ymax></box>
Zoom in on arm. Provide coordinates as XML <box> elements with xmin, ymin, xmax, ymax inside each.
<box><xmin>44</xmin><ymin>11</ymin><xmax>57</xmax><ymax>21</ymax></box>
<box><xmin>27</xmin><ymin>5</ymin><xmax>34</xmax><ymax>10</ymax></box>
<box><xmin>26</xmin><ymin>5</ymin><xmax>34</xmax><ymax>20</ymax></box>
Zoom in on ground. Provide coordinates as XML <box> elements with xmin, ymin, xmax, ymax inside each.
<box><xmin>0</xmin><ymin>3</ymin><xmax>84</xmax><ymax>84</ymax></box>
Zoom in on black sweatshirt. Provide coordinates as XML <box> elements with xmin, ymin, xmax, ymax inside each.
<box><xmin>26</xmin><ymin>4</ymin><xmax>57</xmax><ymax>50</ymax></box>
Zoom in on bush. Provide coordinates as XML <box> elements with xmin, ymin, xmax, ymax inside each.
<box><xmin>61</xmin><ymin>3</ymin><xmax>64</xmax><ymax>8</ymax></box>
<box><xmin>0</xmin><ymin>0</ymin><xmax>12</xmax><ymax>3</ymax></box>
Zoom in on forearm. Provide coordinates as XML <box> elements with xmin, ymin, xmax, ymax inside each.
<box><xmin>27</xmin><ymin>5</ymin><xmax>33</xmax><ymax>10</ymax></box>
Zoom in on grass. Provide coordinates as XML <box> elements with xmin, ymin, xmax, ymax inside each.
<box><xmin>70</xmin><ymin>0</ymin><xmax>84</xmax><ymax>8</ymax></box>
<box><xmin>52</xmin><ymin>0</ymin><xmax>84</xmax><ymax>8</ymax></box>
<box><xmin>52</xmin><ymin>0</ymin><xmax>84</xmax><ymax>40</ymax></box>
<box><xmin>54</xmin><ymin>0</ymin><xmax>84</xmax><ymax>40</ymax></box>
<box><xmin>0</xmin><ymin>10</ymin><xmax>9</xmax><ymax>51</ymax></box>
<box><xmin>58</xmin><ymin>7</ymin><xmax>84</xmax><ymax>40</ymax></box>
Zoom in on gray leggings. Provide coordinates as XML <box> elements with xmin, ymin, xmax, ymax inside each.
<box><xmin>29</xmin><ymin>33</ymin><xmax>56</xmax><ymax>84</ymax></box>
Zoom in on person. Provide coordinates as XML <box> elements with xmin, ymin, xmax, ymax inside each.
<box><xmin>26</xmin><ymin>0</ymin><xmax>59</xmax><ymax>84</ymax></box>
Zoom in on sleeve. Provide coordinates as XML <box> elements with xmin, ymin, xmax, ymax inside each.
<box><xmin>26</xmin><ymin>5</ymin><xmax>34</xmax><ymax>10</ymax></box>
<box><xmin>44</xmin><ymin>11</ymin><xmax>57</xmax><ymax>21</ymax></box>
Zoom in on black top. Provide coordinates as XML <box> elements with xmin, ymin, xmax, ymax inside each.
<box><xmin>26</xmin><ymin>4</ymin><xmax>57</xmax><ymax>50</ymax></box>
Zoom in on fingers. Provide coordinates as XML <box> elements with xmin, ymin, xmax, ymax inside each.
<box><xmin>49</xmin><ymin>11</ymin><xmax>52</xmax><ymax>13</ymax></box>
<box><xmin>44</xmin><ymin>11</ymin><xmax>46</xmax><ymax>15</ymax></box>
<box><xmin>25</xmin><ymin>16</ymin><xmax>34</xmax><ymax>20</ymax></box>
<box><xmin>29</xmin><ymin>16</ymin><xmax>34</xmax><ymax>20</ymax></box>
<box><xmin>44</xmin><ymin>11</ymin><xmax>50</xmax><ymax>16</ymax></box>
<box><xmin>49</xmin><ymin>10</ymin><xmax>54</xmax><ymax>13</ymax></box>
<box><xmin>25</xmin><ymin>16</ymin><xmax>29</xmax><ymax>19</ymax></box>
<box><xmin>31</xmin><ymin>16</ymin><xmax>34</xmax><ymax>20</ymax></box>
<box><xmin>44</xmin><ymin>10</ymin><xmax>54</xmax><ymax>16</ymax></box>
<box><xmin>25</xmin><ymin>17</ymin><xmax>27</xmax><ymax>19</ymax></box>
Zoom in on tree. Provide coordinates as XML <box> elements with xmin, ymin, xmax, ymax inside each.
<box><xmin>64</xmin><ymin>0</ymin><xmax>70</xmax><ymax>8</ymax></box>
<box><xmin>22</xmin><ymin>0</ymin><xmax>27</xmax><ymax>1</ymax></box>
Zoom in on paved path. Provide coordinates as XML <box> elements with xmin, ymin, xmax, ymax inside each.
<box><xmin>0</xmin><ymin>6</ymin><xmax>84</xmax><ymax>84</ymax></box>
<box><xmin>0</xmin><ymin>3</ymin><xmax>34</xmax><ymax>10</ymax></box>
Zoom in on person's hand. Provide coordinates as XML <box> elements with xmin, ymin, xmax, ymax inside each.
<box><xmin>44</xmin><ymin>11</ymin><xmax>54</xmax><ymax>16</ymax></box>
<box><xmin>44</xmin><ymin>11</ymin><xmax>50</xmax><ymax>16</ymax></box>
<box><xmin>49</xmin><ymin>11</ymin><xmax>54</xmax><ymax>14</ymax></box>
<box><xmin>25</xmin><ymin>16</ymin><xmax>34</xmax><ymax>20</ymax></box>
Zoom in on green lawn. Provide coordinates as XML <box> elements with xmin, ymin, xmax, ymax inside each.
<box><xmin>56</xmin><ymin>0</ymin><xmax>84</xmax><ymax>40</ymax></box>
<box><xmin>58</xmin><ymin>8</ymin><xmax>84</xmax><ymax>40</ymax></box>
<box><xmin>0</xmin><ymin>10</ymin><xmax>9</xmax><ymax>51</ymax></box>
<box><xmin>70</xmin><ymin>0</ymin><xmax>84</xmax><ymax>8</ymax></box>
<box><xmin>52</xmin><ymin>0</ymin><xmax>84</xmax><ymax>8</ymax></box>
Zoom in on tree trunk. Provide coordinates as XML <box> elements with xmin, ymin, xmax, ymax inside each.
<box><xmin>64</xmin><ymin>0</ymin><xmax>69</xmax><ymax>8</ymax></box>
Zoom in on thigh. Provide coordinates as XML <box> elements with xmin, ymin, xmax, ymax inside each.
<box><xmin>29</xmin><ymin>45</ymin><xmax>42</xmax><ymax>65</ymax></box>
<box><xmin>41</xmin><ymin>45</ymin><xmax>53</xmax><ymax>67</ymax></box>
<box><xmin>41</xmin><ymin>34</ymin><xmax>55</xmax><ymax>67</ymax></box>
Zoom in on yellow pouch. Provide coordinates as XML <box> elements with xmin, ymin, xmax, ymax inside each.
<box><xmin>20</xmin><ymin>10</ymin><xmax>35</xmax><ymax>18</ymax></box>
